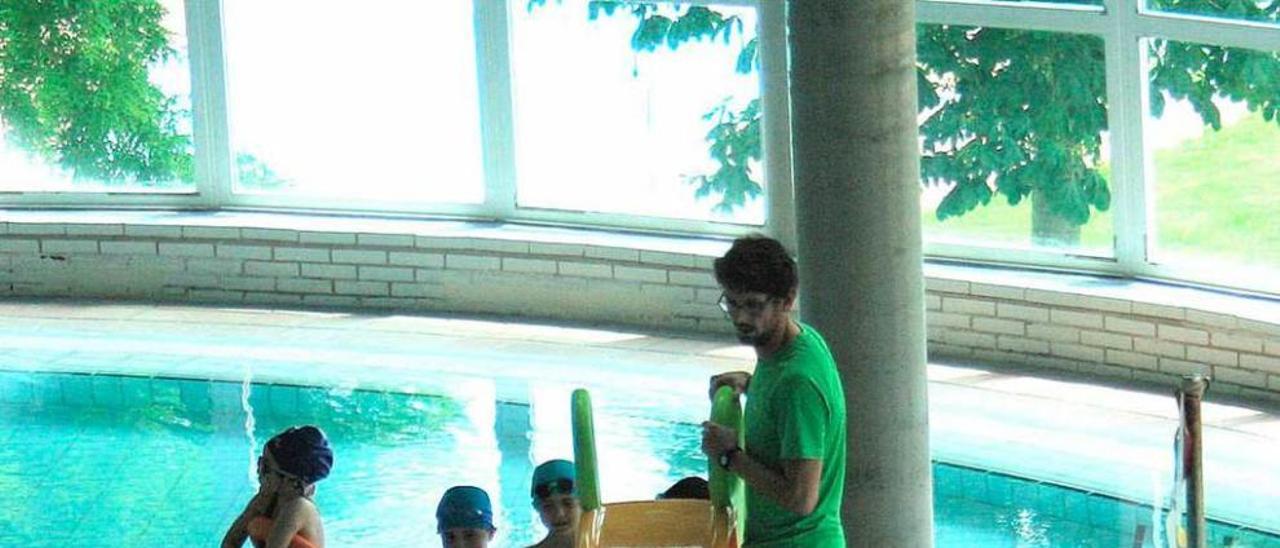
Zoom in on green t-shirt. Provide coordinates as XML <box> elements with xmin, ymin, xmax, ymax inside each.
<box><xmin>742</xmin><ymin>322</ymin><xmax>846</xmax><ymax>547</ymax></box>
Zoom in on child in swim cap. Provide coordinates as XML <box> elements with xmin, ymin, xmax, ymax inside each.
<box><xmin>221</xmin><ymin>425</ymin><xmax>334</xmax><ymax>548</ymax></box>
<box><xmin>437</xmin><ymin>485</ymin><xmax>497</xmax><ymax>548</ymax></box>
<box><xmin>527</xmin><ymin>459</ymin><xmax>580</xmax><ymax>548</ymax></box>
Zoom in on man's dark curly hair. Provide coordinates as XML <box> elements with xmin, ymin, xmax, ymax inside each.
<box><xmin>713</xmin><ymin>235</ymin><xmax>797</xmax><ymax>299</ymax></box>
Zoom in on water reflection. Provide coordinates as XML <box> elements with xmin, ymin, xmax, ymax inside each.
<box><xmin>1</xmin><ymin>370</ymin><xmax>1276</xmax><ymax>546</ymax></box>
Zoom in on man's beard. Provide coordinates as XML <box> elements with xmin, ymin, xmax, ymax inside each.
<box><xmin>735</xmin><ymin>324</ymin><xmax>765</xmax><ymax>345</ymax></box>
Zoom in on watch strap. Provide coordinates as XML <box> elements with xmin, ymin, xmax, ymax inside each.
<box><xmin>719</xmin><ymin>446</ymin><xmax>741</xmax><ymax>470</ymax></box>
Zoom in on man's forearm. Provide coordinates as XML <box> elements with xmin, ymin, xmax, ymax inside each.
<box><xmin>727</xmin><ymin>451</ymin><xmax>817</xmax><ymax>516</ymax></box>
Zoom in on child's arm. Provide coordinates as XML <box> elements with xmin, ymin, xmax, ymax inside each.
<box><xmin>265</xmin><ymin>497</ymin><xmax>321</xmax><ymax>548</ymax></box>
<box><xmin>220</xmin><ymin>492</ymin><xmax>274</xmax><ymax>548</ymax></box>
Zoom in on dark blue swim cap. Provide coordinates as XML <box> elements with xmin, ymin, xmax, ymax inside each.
<box><xmin>266</xmin><ymin>425</ymin><xmax>333</xmax><ymax>484</ymax></box>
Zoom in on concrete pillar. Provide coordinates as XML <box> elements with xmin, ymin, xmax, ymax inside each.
<box><xmin>787</xmin><ymin>1</ymin><xmax>934</xmax><ymax>546</ymax></box>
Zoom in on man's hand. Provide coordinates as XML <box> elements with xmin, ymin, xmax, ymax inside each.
<box><xmin>701</xmin><ymin>420</ymin><xmax>738</xmax><ymax>460</ymax></box>
<box><xmin>709</xmin><ymin>371</ymin><xmax>751</xmax><ymax>400</ymax></box>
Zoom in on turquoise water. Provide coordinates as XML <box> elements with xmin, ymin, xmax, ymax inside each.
<box><xmin>0</xmin><ymin>371</ymin><xmax>1277</xmax><ymax>547</ymax></box>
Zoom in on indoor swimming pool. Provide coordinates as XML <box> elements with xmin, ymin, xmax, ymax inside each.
<box><xmin>2</xmin><ymin>370</ymin><xmax>1277</xmax><ymax>547</ymax></box>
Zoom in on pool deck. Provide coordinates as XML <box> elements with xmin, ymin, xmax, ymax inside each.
<box><xmin>0</xmin><ymin>299</ymin><xmax>1277</xmax><ymax>534</ymax></box>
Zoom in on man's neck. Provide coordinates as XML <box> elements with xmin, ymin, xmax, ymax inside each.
<box><xmin>754</xmin><ymin>319</ymin><xmax>799</xmax><ymax>360</ymax></box>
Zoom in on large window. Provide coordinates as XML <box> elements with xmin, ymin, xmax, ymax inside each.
<box><xmin>1145</xmin><ymin>40</ymin><xmax>1280</xmax><ymax>289</ymax></box>
<box><xmin>221</xmin><ymin>0</ymin><xmax>484</xmax><ymax>202</ymax></box>
<box><xmin>1</xmin><ymin>0</ymin><xmax>1279</xmax><ymax>296</ymax></box>
<box><xmin>1144</xmin><ymin>0</ymin><xmax>1280</xmax><ymax>26</ymax></box>
<box><xmin>918</xmin><ymin>25</ymin><xmax>1113</xmax><ymax>257</ymax></box>
<box><xmin>0</xmin><ymin>0</ymin><xmax>193</xmax><ymax>192</ymax></box>
<box><xmin>510</xmin><ymin>1</ymin><xmax>763</xmax><ymax>224</ymax></box>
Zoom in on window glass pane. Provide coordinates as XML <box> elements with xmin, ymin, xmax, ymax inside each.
<box><xmin>918</xmin><ymin>25</ymin><xmax>1113</xmax><ymax>256</ymax></box>
<box><xmin>0</xmin><ymin>0</ymin><xmax>194</xmax><ymax>192</ymax></box>
<box><xmin>1146</xmin><ymin>39</ymin><xmax>1280</xmax><ymax>285</ymax></box>
<box><xmin>223</xmin><ymin>0</ymin><xmax>483</xmax><ymax>202</ymax></box>
<box><xmin>923</xmin><ymin>0</ymin><xmax>1103</xmax><ymax>6</ymax></box>
<box><xmin>511</xmin><ymin>1</ymin><xmax>763</xmax><ymax>224</ymax></box>
<box><xmin>1145</xmin><ymin>0</ymin><xmax>1279</xmax><ymax>26</ymax></box>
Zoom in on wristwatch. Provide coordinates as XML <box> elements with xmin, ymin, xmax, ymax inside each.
<box><xmin>718</xmin><ymin>446</ymin><xmax>741</xmax><ymax>470</ymax></box>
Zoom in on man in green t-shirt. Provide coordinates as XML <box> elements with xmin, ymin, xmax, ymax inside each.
<box><xmin>702</xmin><ymin>235</ymin><xmax>847</xmax><ymax>547</ymax></box>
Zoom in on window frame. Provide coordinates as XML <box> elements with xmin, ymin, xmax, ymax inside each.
<box><xmin>918</xmin><ymin>0</ymin><xmax>1280</xmax><ymax>295</ymax></box>
<box><xmin>0</xmin><ymin>0</ymin><xmax>1276</xmax><ymax>295</ymax></box>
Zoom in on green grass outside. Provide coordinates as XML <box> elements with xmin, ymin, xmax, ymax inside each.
<box><xmin>923</xmin><ymin>113</ymin><xmax>1280</xmax><ymax>271</ymax></box>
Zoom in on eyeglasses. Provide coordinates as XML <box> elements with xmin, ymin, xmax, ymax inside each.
<box><xmin>717</xmin><ymin>293</ymin><xmax>774</xmax><ymax>315</ymax></box>
<box><xmin>533</xmin><ymin>478</ymin><xmax>574</xmax><ymax>500</ymax></box>
<box><xmin>257</xmin><ymin>454</ymin><xmax>301</xmax><ymax>482</ymax></box>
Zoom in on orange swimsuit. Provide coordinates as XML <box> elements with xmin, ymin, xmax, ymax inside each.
<box><xmin>247</xmin><ymin>516</ymin><xmax>319</xmax><ymax>548</ymax></box>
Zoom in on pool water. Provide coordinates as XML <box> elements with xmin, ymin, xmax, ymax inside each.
<box><xmin>0</xmin><ymin>371</ymin><xmax>1276</xmax><ymax>547</ymax></box>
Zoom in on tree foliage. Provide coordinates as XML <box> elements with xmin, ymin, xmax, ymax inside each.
<box><xmin>0</xmin><ymin>0</ymin><xmax>193</xmax><ymax>184</ymax></box>
<box><xmin>536</xmin><ymin>0</ymin><xmax>1280</xmax><ymax>244</ymax></box>
<box><xmin>917</xmin><ymin>27</ymin><xmax>1112</xmax><ymax>230</ymax></box>
<box><xmin>529</xmin><ymin>0</ymin><xmax>761</xmax><ymax>212</ymax></box>
<box><xmin>4</xmin><ymin>0</ymin><xmax>1275</xmax><ymax>223</ymax></box>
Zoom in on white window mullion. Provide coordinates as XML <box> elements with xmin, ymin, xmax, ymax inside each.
<box><xmin>1134</xmin><ymin>12</ymin><xmax>1280</xmax><ymax>51</ymax></box>
<box><xmin>916</xmin><ymin>0</ymin><xmax>1107</xmax><ymax>34</ymax></box>
<box><xmin>759</xmin><ymin>0</ymin><xmax>796</xmax><ymax>250</ymax></box>
<box><xmin>1104</xmin><ymin>0</ymin><xmax>1150</xmax><ymax>274</ymax></box>
<box><xmin>185</xmin><ymin>0</ymin><xmax>233</xmax><ymax>208</ymax></box>
<box><xmin>475</xmin><ymin>0</ymin><xmax>518</xmax><ymax>220</ymax></box>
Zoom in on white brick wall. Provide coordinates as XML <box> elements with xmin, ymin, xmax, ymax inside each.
<box><xmin>332</xmin><ymin>249</ymin><xmax>387</xmax><ymax>265</ymax></box>
<box><xmin>246</xmin><ymin>261</ymin><xmax>299</xmax><ymax>277</ymax></box>
<box><xmin>359</xmin><ymin>266</ymin><xmax>415</xmax><ymax>282</ymax></box>
<box><xmin>446</xmin><ymin>254</ymin><xmax>499</xmax><ymax>271</ymax></box>
<box><xmin>389</xmin><ymin>252</ymin><xmax>444</xmax><ymax>268</ymax></box>
<box><xmin>358</xmin><ymin>234</ymin><xmax>415</xmax><ymax>247</ymax></box>
<box><xmin>217</xmin><ymin>244</ymin><xmax>271</xmax><ymax>260</ymax></box>
<box><xmin>558</xmin><ymin>261</ymin><xmax>612</xmax><ymax>279</ymax></box>
<box><xmin>942</xmin><ymin>297</ymin><xmax>995</xmax><ymax>316</ymax></box>
<box><xmin>614</xmin><ymin>266</ymin><xmax>667</xmax><ymax>283</ymax></box>
<box><xmin>274</xmin><ymin>247</ymin><xmax>330</xmax><ymax>263</ymax></box>
<box><xmin>1159</xmin><ymin>325</ymin><xmax>1210</xmax><ymax>345</ymax></box>
<box><xmin>42</xmin><ymin>240</ymin><xmax>99</xmax><ymax>254</ymax></box>
<box><xmin>529</xmin><ymin>242</ymin><xmax>585</xmax><ymax>257</ymax></box>
<box><xmin>998</xmin><ymin>303</ymin><xmax>1049</xmax><ymax>323</ymax></box>
<box><xmin>159</xmin><ymin>243</ymin><xmax>214</xmax><ymax>257</ymax></box>
<box><xmin>2</xmin><ymin>219</ymin><xmax>1279</xmax><ymax>403</ymax></box>
<box><xmin>301</xmin><ymin>263</ymin><xmax>356</xmax><ymax>280</ymax></box>
<box><xmin>502</xmin><ymin>257</ymin><xmax>557</xmax><ymax>275</ymax></box>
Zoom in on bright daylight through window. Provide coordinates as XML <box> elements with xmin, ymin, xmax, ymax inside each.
<box><xmin>513</xmin><ymin>2</ymin><xmax>764</xmax><ymax>224</ymax></box>
<box><xmin>0</xmin><ymin>0</ymin><xmax>1277</xmax><ymax>295</ymax></box>
<box><xmin>222</xmin><ymin>0</ymin><xmax>484</xmax><ymax>202</ymax></box>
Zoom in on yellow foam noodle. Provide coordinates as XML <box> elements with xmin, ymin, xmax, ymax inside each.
<box><xmin>577</xmin><ymin>499</ymin><xmax>739</xmax><ymax>548</ymax></box>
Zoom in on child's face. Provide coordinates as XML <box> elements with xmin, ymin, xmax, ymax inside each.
<box><xmin>440</xmin><ymin>527</ymin><xmax>493</xmax><ymax>548</ymax></box>
<box><xmin>257</xmin><ymin>448</ymin><xmax>311</xmax><ymax>498</ymax></box>
<box><xmin>535</xmin><ymin>493</ymin><xmax>581</xmax><ymax>535</ymax></box>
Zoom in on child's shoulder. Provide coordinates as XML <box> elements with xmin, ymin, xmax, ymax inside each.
<box><xmin>276</xmin><ymin>495</ymin><xmax>320</xmax><ymax>520</ymax></box>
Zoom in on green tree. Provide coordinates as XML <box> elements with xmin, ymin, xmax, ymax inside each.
<box><xmin>535</xmin><ymin>1</ymin><xmax>1280</xmax><ymax>246</ymax></box>
<box><xmin>0</xmin><ymin>0</ymin><xmax>193</xmax><ymax>185</ymax></box>
<box><xmin>528</xmin><ymin>0</ymin><xmax>762</xmax><ymax>213</ymax></box>
<box><xmin>917</xmin><ymin>26</ymin><xmax>1111</xmax><ymax>247</ymax></box>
